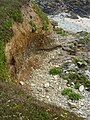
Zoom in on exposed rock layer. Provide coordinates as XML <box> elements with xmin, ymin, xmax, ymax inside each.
<box><xmin>6</xmin><ymin>1</ymin><xmax>52</xmax><ymax>82</ymax></box>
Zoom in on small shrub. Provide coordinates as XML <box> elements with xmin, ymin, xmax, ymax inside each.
<box><xmin>74</xmin><ymin>83</ymin><xmax>82</xmax><ymax>89</ymax></box>
<box><xmin>76</xmin><ymin>34</ymin><xmax>80</xmax><ymax>39</ymax></box>
<box><xmin>66</xmin><ymin>72</ymin><xmax>90</xmax><ymax>91</ymax></box>
<box><xmin>49</xmin><ymin>67</ymin><xmax>62</xmax><ymax>75</ymax></box>
<box><xmin>0</xmin><ymin>41</ymin><xmax>10</xmax><ymax>81</ymax></box>
<box><xmin>69</xmin><ymin>73</ymin><xmax>80</xmax><ymax>81</ymax></box>
<box><xmin>84</xmin><ymin>36</ymin><xmax>90</xmax><ymax>43</ymax></box>
<box><xmin>68</xmin><ymin>73</ymin><xmax>87</xmax><ymax>84</ymax></box>
<box><xmin>81</xmin><ymin>31</ymin><xmax>89</xmax><ymax>43</ymax></box>
<box><xmin>29</xmin><ymin>20</ymin><xmax>37</xmax><ymax>32</ymax></box>
<box><xmin>76</xmin><ymin>31</ymin><xmax>90</xmax><ymax>44</ymax></box>
<box><xmin>61</xmin><ymin>88</ymin><xmax>81</xmax><ymax>100</ymax></box>
<box><xmin>43</xmin><ymin>21</ymin><xmax>49</xmax><ymax>31</ymax></box>
<box><xmin>61</xmin><ymin>88</ymin><xmax>73</xmax><ymax>96</ymax></box>
<box><xmin>11</xmin><ymin>9</ymin><xmax>23</xmax><ymax>23</ymax></box>
<box><xmin>83</xmin><ymin>31</ymin><xmax>89</xmax><ymax>37</ymax></box>
<box><xmin>1</xmin><ymin>18</ymin><xmax>13</xmax><ymax>41</ymax></box>
<box><xmin>68</xmin><ymin>92</ymin><xmax>81</xmax><ymax>100</ymax></box>
<box><xmin>74</xmin><ymin>80</ymin><xmax>90</xmax><ymax>91</ymax></box>
<box><xmin>74</xmin><ymin>58</ymin><xmax>88</xmax><ymax>68</ymax></box>
<box><xmin>84</xmin><ymin>80</ymin><xmax>90</xmax><ymax>91</ymax></box>
<box><xmin>68</xmin><ymin>44</ymin><xmax>73</xmax><ymax>49</ymax></box>
<box><xmin>56</xmin><ymin>28</ymin><xmax>66</xmax><ymax>36</ymax></box>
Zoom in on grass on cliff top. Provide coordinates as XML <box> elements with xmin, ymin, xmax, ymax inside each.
<box><xmin>0</xmin><ymin>0</ymin><xmax>30</xmax><ymax>81</ymax></box>
<box><xmin>0</xmin><ymin>81</ymin><xmax>84</xmax><ymax>120</ymax></box>
<box><xmin>32</xmin><ymin>0</ymin><xmax>49</xmax><ymax>31</ymax></box>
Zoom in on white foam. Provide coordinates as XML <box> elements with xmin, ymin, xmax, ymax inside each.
<box><xmin>48</xmin><ymin>13</ymin><xmax>90</xmax><ymax>33</ymax></box>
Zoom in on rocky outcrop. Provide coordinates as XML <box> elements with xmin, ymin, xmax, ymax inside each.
<box><xmin>35</xmin><ymin>0</ymin><xmax>90</xmax><ymax>17</ymax></box>
<box><xmin>5</xmin><ymin>1</ymin><xmax>52</xmax><ymax>82</ymax></box>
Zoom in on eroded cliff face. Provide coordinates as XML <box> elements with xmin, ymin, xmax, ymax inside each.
<box><xmin>5</xmin><ymin>1</ymin><xmax>52</xmax><ymax>82</ymax></box>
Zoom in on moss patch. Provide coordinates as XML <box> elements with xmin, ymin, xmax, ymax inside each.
<box><xmin>61</xmin><ymin>88</ymin><xmax>81</xmax><ymax>100</ymax></box>
<box><xmin>49</xmin><ymin>67</ymin><xmax>62</xmax><ymax>75</ymax></box>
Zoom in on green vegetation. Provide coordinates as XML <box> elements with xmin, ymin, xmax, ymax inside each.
<box><xmin>68</xmin><ymin>72</ymin><xmax>86</xmax><ymax>85</ymax></box>
<box><xmin>83</xmin><ymin>31</ymin><xmax>89</xmax><ymax>36</ymax></box>
<box><xmin>68</xmin><ymin>92</ymin><xmax>81</xmax><ymax>100</ymax></box>
<box><xmin>0</xmin><ymin>0</ymin><xmax>50</xmax><ymax>81</ymax></box>
<box><xmin>76</xmin><ymin>34</ymin><xmax>80</xmax><ymax>39</ymax></box>
<box><xmin>0</xmin><ymin>82</ymin><xmax>83</xmax><ymax>120</ymax></box>
<box><xmin>61</xmin><ymin>88</ymin><xmax>73</xmax><ymax>96</ymax></box>
<box><xmin>65</xmin><ymin>72</ymin><xmax>90</xmax><ymax>91</ymax></box>
<box><xmin>83</xmin><ymin>32</ymin><xmax>89</xmax><ymax>44</ymax></box>
<box><xmin>76</xmin><ymin>31</ymin><xmax>90</xmax><ymax>43</ymax></box>
<box><xmin>74</xmin><ymin>81</ymin><xmax>90</xmax><ymax>91</ymax></box>
<box><xmin>29</xmin><ymin>20</ymin><xmax>37</xmax><ymax>32</ymax></box>
<box><xmin>84</xmin><ymin>80</ymin><xmax>90</xmax><ymax>91</ymax></box>
<box><xmin>0</xmin><ymin>41</ymin><xmax>9</xmax><ymax>81</ymax></box>
<box><xmin>68</xmin><ymin>73</ymin><xmax>87</xmax><ymax>83</ymax></box>
<box><xmin>74</xmin><ymin>83</ymin><xmax>82</xmax><ymax>89</ymax></box>
<box><xmin>60</xmin><ymin>58</ymin><xmax>90</xmax><ymax>91</ymax></box>
<box><xmin>0</xmin><ymin>0</ymin><xmax>30</xmax><ymax>81</ymax></box>
<box><xmin>0</xmin><ymin>1</ymin><xmax>86</xmax><ymax>119</ymax></box>
<box><xmin>84</xmin><ymin>36</ymin><xmax>90</xmax><ymax>44</ymax></box>
<box><xmin>11</xmin><ymin>9</ymin><xmax>23</xmax><ymax>23</ymax></box>
<box><xmin>74</xmin><ymin>58</ymin><xmax>88</xmax><ymax>68</ymax></box>
<box><xmin>61</xmin><ymin>88</ymin><xmax>81</xmax><ymax>100</ymax></box>
<box><xmin>68</xmin><ymin>43</ymin><xmax>74</xmax><ymax>49</ymax></box>
<box><xmin>32</xmin><ymin>1</ymin><xmax>49</xmax><ymax>31</ymax></box>
<box><xmin>56</xmin><ymin>28</ymin><xmax>67</xmax><ymax>36</ymax></box>
<box><xmin>49</xmin><ymin>67</ymin><xmax>62</xmax><ymax>75</ymax></box>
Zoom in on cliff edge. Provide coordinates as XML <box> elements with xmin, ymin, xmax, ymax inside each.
<box><xmin>0</xmin><ymin>0</ymin><xmax>52</xmax><ymax>82</ymax></box>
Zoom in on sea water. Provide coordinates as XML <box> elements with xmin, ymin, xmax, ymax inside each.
<box><xmin>48</xmin><ymin>13</ymin><xmax>90</xmax><ymax>33</ymax></box>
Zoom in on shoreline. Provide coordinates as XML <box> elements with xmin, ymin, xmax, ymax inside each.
<box><xmin>48</xmin><ymin>13</ymin><xmax>90</xmax><ymax>33</ymax></box>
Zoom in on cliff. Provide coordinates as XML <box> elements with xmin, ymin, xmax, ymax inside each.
<box><xmin>0</xmin><ymin>1</ymin><xmax>88</xmax><ymax>119</ymax></box>
<box><xmin>0</xmin><ymin>0</ymin><xmax>52</xmax><ymax>82</ymax></box>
